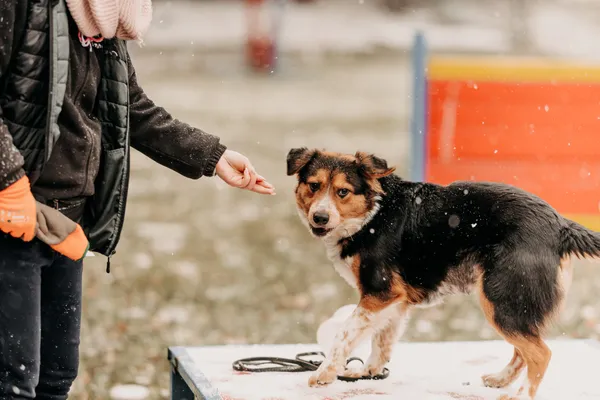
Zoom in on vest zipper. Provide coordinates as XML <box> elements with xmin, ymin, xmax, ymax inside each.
<box><xmin>43</xmin><ymin>0</ymin><xmax>55</xmax><ymax>165</ymax></box>
<box><xmin>102</xmin><ymin>44</ymin><xmax>130</xmax><ymax>273</ymax></box>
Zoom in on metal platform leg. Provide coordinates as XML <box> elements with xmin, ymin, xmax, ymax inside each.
<box><xmin>171</xmin><ymin>366</ymin><xmax>195</xmax><ymax>400</ymax></box>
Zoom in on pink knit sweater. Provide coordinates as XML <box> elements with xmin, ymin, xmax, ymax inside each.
<box><xmin>66</xmin><ymin>0</ymin><xmax>153</xmax><ymax>42</ymax></box>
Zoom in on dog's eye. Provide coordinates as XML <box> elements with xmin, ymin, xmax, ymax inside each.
<box><xmin>337</xmin><ymin>188</ymin><xmax>350</xmax><ymax>198</ymax></box>
<box><xmin>308</xmin><ymin>182</ymin><xmax>320</xmax><ymax>192</ymax></box>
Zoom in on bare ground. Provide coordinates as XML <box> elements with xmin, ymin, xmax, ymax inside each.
<box><xmin>66</xmin><ymin>47</ymin><xmax>600</xmax><ymax>400</ymax></box>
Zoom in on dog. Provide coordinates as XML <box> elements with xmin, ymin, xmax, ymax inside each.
<box><xmin>287</xmin><ymin>147</ymin><xmax>600</xmax><ymax>400</ymax></box>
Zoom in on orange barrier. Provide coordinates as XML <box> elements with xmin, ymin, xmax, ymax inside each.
<box><xmin>411</xmin><ymin>37</ymin><xmax>600</xmax><ymax>229</ymax></box>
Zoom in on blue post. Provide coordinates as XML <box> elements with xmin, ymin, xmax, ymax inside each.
<box><xmin>410</xmin><ymin>31</ymin><xmax>428</xmax><ymax>182</ymax></box>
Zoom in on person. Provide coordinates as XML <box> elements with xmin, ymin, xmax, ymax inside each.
<box><xmin>0</xmin><ymin>0</ymin><xmax>275</xmax><ymax>398</ymax></box>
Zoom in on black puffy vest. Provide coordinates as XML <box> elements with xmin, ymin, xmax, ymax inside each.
<box><xmin>0</xmin><ymin>0</ymin><xmax>132</xmax><ymax>259</ymax></box>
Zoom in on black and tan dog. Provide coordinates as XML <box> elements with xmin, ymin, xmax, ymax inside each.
<box><xmin>287</xmin><ymin>147</ymin><xmax>600</xmax><ymax>400</ymax></box>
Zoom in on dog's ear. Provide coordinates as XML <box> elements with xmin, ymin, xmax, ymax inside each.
<box><xmin>355</xmin><ymin>151</ymin><xmax>396</xmax><ymax>179</ymax></box>
<box><xmin>287</xmin><ymin>147</ymin><xmax>317</xmax><ymax>176</ymax></box>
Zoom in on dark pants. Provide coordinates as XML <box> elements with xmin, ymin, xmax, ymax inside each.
<box><xmin>0</xmin><ymin>233</ymin><xmax>83</xmax><ymax>399</ymax></box>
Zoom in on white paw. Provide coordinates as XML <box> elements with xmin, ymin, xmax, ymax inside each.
<box><xmin>308</xmin><ymin>363</ymin><xmax>338</xmax><ymax>387</ymax></box>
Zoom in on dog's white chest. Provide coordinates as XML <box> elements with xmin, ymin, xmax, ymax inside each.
<box><xmin>324</xmin><ymin>242</ymin><xmax>357</xmax><ymax>289</ymax></box>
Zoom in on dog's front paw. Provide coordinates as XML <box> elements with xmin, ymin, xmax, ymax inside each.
<box><xmin>338</xmin><ymin>365</ymin><xmax>364</xmax><ymax>379</ymax></box>
<box><xmin>483</xmin><ymin>373</ymin><xmax>512</xmax><ymax>388</ymax></box>
<box><xmin>338</xmin><ymin>358</ymin><xmax>386</xmax><ymax>380</ymax></box>
<box><xmin>308</xmin><ymin>363</ymin><xmax>338</xmax><ymax>387</ymax></box>
<box><xmin>360</xmin><ymin>352</ymin><xmax>388</xmax><ymax>377</ymax></box>
<box><xmin>363</xmin><ymin>358</ymin><xmax>387</xmax><ymax>377</ymax></box>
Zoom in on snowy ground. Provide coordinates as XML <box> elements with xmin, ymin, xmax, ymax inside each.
<box><xmin>72</xmin><ymin>1</ymin><xmax>600</xmax><ymax>399</ymax></box>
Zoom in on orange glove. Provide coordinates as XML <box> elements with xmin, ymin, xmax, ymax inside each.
<box><xmin>35</xmin><ymin>202</ymin><xmax>90</xmax><ymax>261</ymax></box>
<box><xmin>0</xmin><ymin>175</ymin><xmax>37</xmax><ymax>241</ymax></box>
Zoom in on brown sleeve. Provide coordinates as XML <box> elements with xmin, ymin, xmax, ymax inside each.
<box><xmin>0</xmin><ymin>0</ymin><xmax>26</xmax><ymax>190</ymax></box>
<box><xmin>127</xmin><ymin>53</ymin><xmax>227</xmax><ymax>179</ymax></box>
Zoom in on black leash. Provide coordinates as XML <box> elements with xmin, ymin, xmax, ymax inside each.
<box><xmin>232</xmin><ymin>351</ymin><xmax>389</xmax><ymax>382</ymax></box>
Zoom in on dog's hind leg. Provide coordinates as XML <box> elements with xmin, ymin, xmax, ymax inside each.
<box><xmin>477</xmin><ymin>260</ymin><xmax>558</xmax><ymax>400</ymax></box>
<box><xmin>497</xmin><ymin>257</ymin><xmax>571</xmax><ymax>399</ymax></box>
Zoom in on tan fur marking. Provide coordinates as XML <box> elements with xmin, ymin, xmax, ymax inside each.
<box><xmin>477</xmin><ymin>278</ymin><xmax>552</xmax><ymax>400</ymax></box>
<box><xmin>368</xmin><ymin>177</ymin><xmax>385</xmax><ymax>194</ymax></box>
<box><xmin>309</xmin><ymin>168</ymin><xmax>329</xmax><ymax>184</ymax></box>
<box><xmin>509</xmin><ymin>336</ymin><xmax>551</xmax><ymax>399</ymax></box>
<box><xmin>360</xmin><ymin>295</ymin><xmax>396</xmax><ymax>313</ymax></box>
<box><xmin>331</xmin><ymin>173</ymin><xmax>371</xmax><ymax>221</ymax></box>
<box><xmin>296</xmin><ymin>168</ymin><xmax>330</xmax><ymax>214</ymax></box>
<box><xmin>349</xmin><ymin>257</ymin><xmax>426</xmax><ymax>306</ymax></box>
<box><xmin>388</xmin><ymin>273</ymin><xmax>427</xmax><ymax>305</ymax></box>
<box><xmin>351</xmin><ymin>255</ymin><xmax>361</xmax><ymax>283</ymax></box>
<box><xmin>478</xmin><ymin>282</ymin><xmax>496</xmax><ymax>330</ymax></box>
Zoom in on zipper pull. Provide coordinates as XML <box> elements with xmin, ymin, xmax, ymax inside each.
<box><xmin>106</xmin><ymin>256</ymin><xmax>111</xmax><ymax>273</ymax></box>
<box><xmin>53</xmin><ymin>199</ymin><xmax>59</xmax><ymax>210</ymax></box>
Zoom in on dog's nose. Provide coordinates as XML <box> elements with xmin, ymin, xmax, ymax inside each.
<box><xmin>312</xmin><ymin>212</ymin><xmax>330</xmax><ymax>226</ymax></box>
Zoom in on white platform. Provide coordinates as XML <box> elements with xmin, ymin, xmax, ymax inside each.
<box><xmin>182</xmin><ymin>339</ymin><xmax>600</xmax><ymax>400</ymax></box>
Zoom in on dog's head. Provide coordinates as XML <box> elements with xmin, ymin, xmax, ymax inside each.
<box><xmin>287</xmin><ymin>148</ymin><xmax>396</xmax><ymax>239</ymax></box>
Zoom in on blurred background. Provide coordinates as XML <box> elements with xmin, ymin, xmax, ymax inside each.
<box><xmin>77</xmin><ymin>0</ymin><xmax>600</xmax><ymax>398</ymax></box>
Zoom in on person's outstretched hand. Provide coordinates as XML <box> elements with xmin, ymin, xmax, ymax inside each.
<box><xmin>215</xmin><ymin>150</ymin><xmax>275</xmax><ymax>195</ymax></box>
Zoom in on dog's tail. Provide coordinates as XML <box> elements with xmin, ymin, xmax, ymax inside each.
<box><xmin>559</xmin><ymin>219</ymin><xmax>600</xmax><ymax>259</ymax></box>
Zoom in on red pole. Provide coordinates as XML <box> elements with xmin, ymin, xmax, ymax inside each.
<box><xmin>245</xmin><ymin>0</ymin><xmax>276</xmax><ymax>73</ymax></box>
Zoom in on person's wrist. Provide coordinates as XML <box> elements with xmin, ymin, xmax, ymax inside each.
<box><xmin>203</xmin><ymin>144</ymin><xmax>227</xmax><ymax>177</ymax></box>
<box><xmin>0</xmin><ymin>169</ymin><xmax>27</xmax><ymax>192</ymax></box>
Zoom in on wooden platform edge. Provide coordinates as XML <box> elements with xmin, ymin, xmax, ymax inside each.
<box><xmin>168</xmin><ymin>346</ymin><xmax>221</xmax><ymax>400</ymax></box>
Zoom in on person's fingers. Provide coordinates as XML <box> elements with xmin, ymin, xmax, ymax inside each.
<box><xmin>251</xmin><ymin>184</ymin><xmax>276</xmax><ymax>195</ymax></box>
<box><xmin>239</xmin><ymin>167</ymin><xmax>251</xmax><ymax>188</ymax></box>
<box><xmin>255</xmin><ymin>174</ymin><xmax>274</xmax><ymax>189</ymax></box>
<box><xmin>257</xmin><ymin>180</ymin><xmax>276</xmax><ymax>194</ymax></box>
<box><xmin>245</xmin><ymin>168</ymin><xmax>258</xmax><ymax>191</ymax></box>
<box><xmin>227</xmin><ymin>151</ymin><xmax>251</xmax><ymax>173</ymax></box>
<box><xmin>256</xmin><ymin>174</ymin><xmax>265</xmax><ymax>181</ymax></box>
<box><xmin>256</xmin><ymin>181</ymin><xmax>275</xmax><ymax>193</ymax></box>
<box><xmin>256</xmin><ymin>174</ymin><xmax>275</xmax><ymax>189</ymax></box>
